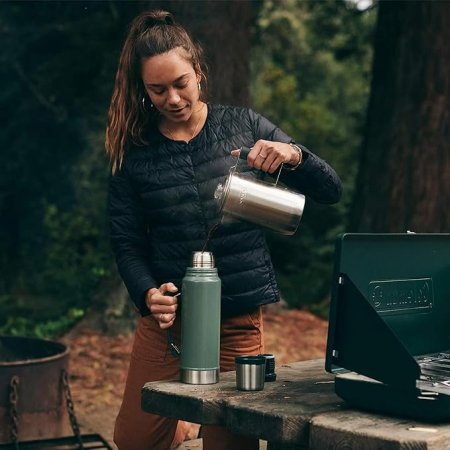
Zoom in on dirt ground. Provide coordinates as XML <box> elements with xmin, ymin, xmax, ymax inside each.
<box><xmin>62</xmin><ymin>306</ymin><xmax>329</xmax><ymax>448</ymax></box>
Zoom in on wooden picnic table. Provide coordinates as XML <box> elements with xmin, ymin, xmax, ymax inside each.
<box><xmin>141</xmin><ymin>359</ymin><xmax>450</xmax><ymax>449</ymax></box>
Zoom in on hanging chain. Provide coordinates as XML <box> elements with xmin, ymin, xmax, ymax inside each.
<box><xmin>8</xmin><ymin>375</ymin><xmax>20</xmax><ymax>450</ymax></box>
<box><xmin>61</xmin><ymin>370</ymin><xmax>84</xmax><ymax>449</ymax></box>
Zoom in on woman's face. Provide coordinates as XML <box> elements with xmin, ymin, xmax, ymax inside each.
<box><xmin>141</xmin><ymin>48</ymin><xmax>201</xmax><ymax>124</ymax></box>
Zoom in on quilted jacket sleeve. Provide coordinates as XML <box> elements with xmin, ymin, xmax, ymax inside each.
<box><xmin>109</xmin><ymin>167</ymin><xmax>155</xmax><ymax>315</ymax></box>
<box><xmin>249</xmin><ymin>109</ymin><xmax>342</xmax><ymax>204</ymax></box>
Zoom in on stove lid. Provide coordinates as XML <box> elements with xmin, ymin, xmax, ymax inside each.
<box><xmin>325</xmin><ymin>233</ymin><xmax>450</xmax><ymax>390</ymax></box>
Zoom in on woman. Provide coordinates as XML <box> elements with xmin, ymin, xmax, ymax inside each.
<box><xmin>106</xmin><ymin>9</ymin><xmax>342</xmax><ymax>450</ymax></box>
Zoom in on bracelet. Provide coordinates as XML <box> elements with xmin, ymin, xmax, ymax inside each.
<box><xmin>284</xmin><ymin>143</ymin><xmax>303</xmax><ymax>171</ymax></box>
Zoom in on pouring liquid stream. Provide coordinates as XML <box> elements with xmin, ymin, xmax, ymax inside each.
<box><xmin>201</xmin><ymin>223</ymin><xmax>221</xmax><ymax>253</ymax></box>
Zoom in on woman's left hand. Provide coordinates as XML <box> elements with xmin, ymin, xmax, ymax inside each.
<box><xmin>230</xmin><ymin>140</ymin><xmax>301</xmax><ymax>174</ymax></box>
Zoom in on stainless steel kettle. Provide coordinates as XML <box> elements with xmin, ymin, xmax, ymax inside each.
<box><xmin>214</xmin><ymin>147</ymin><xmax>305</xmax><ymax>235</ymax></box>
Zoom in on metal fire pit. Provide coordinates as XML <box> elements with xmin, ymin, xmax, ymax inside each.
<box><xmin>0</xmin><ymin>336</ymin><xmax>112</xmax><ymax>449</ymax></box>
<box><xmin>0</xmin><ymin>434</ymin><xmax>111</xmax><ymax>449</ymax></box>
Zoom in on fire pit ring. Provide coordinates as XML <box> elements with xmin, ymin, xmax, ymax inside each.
<box><xmin>0</xmin><ymin>335</ymin><xmax>71</xmax><ymax>444</ymax></box>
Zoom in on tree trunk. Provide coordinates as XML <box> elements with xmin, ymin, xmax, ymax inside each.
<box><xmin>145</xmin><ymin>0</ymin><xmax>254</xmax><ymax>105</ymax></box>
<box><xmin>349</xmin><ymin>0</ymin><xmax>450</xmax><ymax>232</ymax></box>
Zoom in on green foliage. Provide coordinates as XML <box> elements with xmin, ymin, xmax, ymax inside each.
<box><xmin>0</xmin><ymin>295</ymin><xmax>84</xmax><ymax>338</ymax></box>
<box><xmin>250</xmin><ymin>0</ymin><xmax>376</xmax><ymax>312</ymax></box>
<box><xmin>0</xmin><ymin>2</ymin><xmax>138</xmax><ymax>336</ymax></box>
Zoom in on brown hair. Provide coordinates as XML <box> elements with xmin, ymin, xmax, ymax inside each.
<box><xmin>105</xmin><ymin>10</ymin><xmax>207</xmax><ymax>173</ymax></box>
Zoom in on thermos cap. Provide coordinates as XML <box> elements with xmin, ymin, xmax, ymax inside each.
<box><xmin>259</xmin><ymin>353</ymin><xmax>277</xmax><ymax>382</ymax></box>
<box><xmin>192</xmin><ymin>251</ymin><xmax>215</xmax><ymax>268</ymax></box>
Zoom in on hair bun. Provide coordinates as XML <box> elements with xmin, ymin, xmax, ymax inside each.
<box><xmin>147</xmin><ymin>10</ymin><xmax>175</xmax><ymax>26</ymax></box>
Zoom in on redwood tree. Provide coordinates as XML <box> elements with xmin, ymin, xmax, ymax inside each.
<box><xmin>350</xmin><ymin>0</ymin><xmax>450</xmax><ymax>232</ymax></box>
<box><xmin>145</xmin><ymin>0</ymin><xmax>254</xmax><ymax>106</ymax></box>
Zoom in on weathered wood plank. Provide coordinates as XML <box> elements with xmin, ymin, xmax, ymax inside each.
<box><xmin>142</xmin><ymin>359</ymin><xmax>343</xmax><ymax>445</ymax></box>
<box><xmin>141</xmin><ymin>377</ymin><xmax>238</xmax><ymax>425</ymax></box>
<box><xmin>310</xmin><ymin>410</ymin><xmax>450</xmax><ymax>450</ymax></box>
<box><xmin>142</xmin><ymin>359</ymin><xmax>450</xmax><ymax>449</ymax></box>
<box><xmin>224</xmin><ymin>361</ymin><xmax>343</xmax><ymax>443</ymax></box>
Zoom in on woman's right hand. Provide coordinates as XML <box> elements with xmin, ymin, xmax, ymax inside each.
<box><xmin>145</xmin><ymin>282</ymin><xmax>179</xmax><ymax>329</ymax></box>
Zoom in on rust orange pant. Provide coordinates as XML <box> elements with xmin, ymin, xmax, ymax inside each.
<box><xmin>114</xmin><ymin>307</ymin><xmax>264</xmax><ymax>450</ymax></box>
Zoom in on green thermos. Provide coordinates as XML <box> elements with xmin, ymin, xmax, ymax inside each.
<box><xmin>180</xmin><ymin>251</ymin><xmax>221</xmax><ymax>384</ymax></box>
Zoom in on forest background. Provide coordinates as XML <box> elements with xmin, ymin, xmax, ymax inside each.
<box><xmin>0</xmin><ymin>0</ymin><xmax>448</xmax><ymax>338</ymax></box>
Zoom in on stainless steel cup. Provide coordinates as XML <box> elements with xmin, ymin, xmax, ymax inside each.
<box><xmin>235</xmin><ymin>355</ymin><xmax>266</xmax><ymax>391</ymax></box>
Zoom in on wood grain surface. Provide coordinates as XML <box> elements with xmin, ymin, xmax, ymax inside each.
<box><xmin>141</xmin><ymin>359</ymin><xmax>450</xmax><ymax>449</ymax></box>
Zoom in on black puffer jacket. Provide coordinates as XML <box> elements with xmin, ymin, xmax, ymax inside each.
<box><xmin>109</xmin><ymin>104</ymin><xmax>342</xmax><ymax>317</ymax></box>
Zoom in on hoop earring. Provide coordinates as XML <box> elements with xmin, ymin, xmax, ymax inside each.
<box><xmin>141</xmin><ymin>97</ymin><xmax>154</xmax><ymax>108</ymax></box>
<box><xmin>197</xmin><ymin>82</ymin><xmax>201</xmax><ymax>91</ymax></box>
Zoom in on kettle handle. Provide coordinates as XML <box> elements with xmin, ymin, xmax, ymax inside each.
<box><xmin>237</xmin><ymin>146</ymin><xmax>252</xmax><ymax>161</ymax></box>
<box><xmin>238</xmin><ymin>146</ymin><xmax>284</xmax><ymax>186</ymax></box>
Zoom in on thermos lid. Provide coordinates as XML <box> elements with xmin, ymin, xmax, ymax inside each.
<box><xmin>259</xmin><ymin>353</ymin><xmax>277</xmax><ymax>381</ymax></box>
<box><xmin>192</xmin><ymin>251</ymin><xmax>215</xmax><ymax>268</ymax></box>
